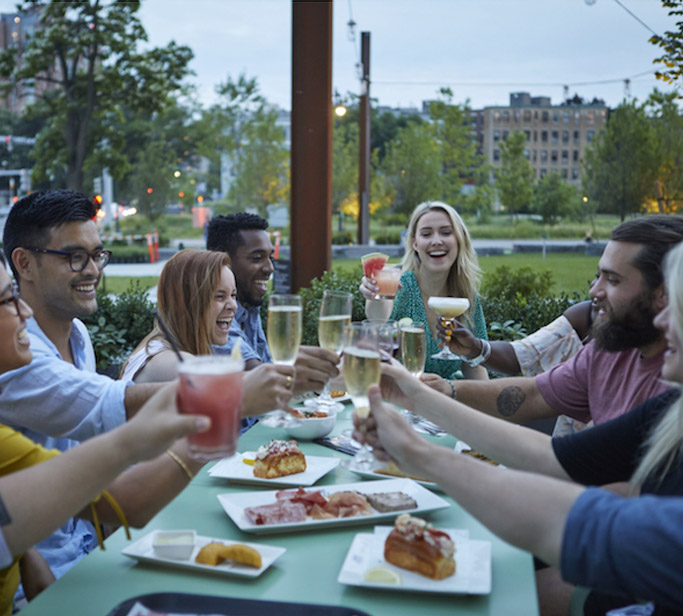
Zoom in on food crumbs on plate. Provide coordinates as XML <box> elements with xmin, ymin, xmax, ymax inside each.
<box><xmin>364</xmin><ymin>566</ymin><xmax>402</xmax><ymax>585</ymax></box>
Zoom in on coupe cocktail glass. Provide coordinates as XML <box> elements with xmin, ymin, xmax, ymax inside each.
<box><xmin>427</xmin><ymin>296</ymin><xmax>470</xmax><ymax>361</ymax></box>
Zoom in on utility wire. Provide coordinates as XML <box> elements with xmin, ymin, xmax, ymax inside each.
<box><xmin>373</xmin><ymin>69</ymin><xmax>655</xmax><ymax>89</ymax></box>
<box><xmin>611</xmin><ymin>0</ymin><xmax>658</xmax><ymax>36</ymax></box>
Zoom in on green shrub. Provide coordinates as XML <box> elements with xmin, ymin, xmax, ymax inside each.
<box><xmin>373</xmin><ymin>230</ymin><xmax>403</xmax><ymax>244</ymax></box>
<box><xmin>332</xmin><ymin>231</ymin><xmax>354</xmax><ymax>245</ymax></box>
<box><xmin>82</xmin><ymin>281</ymin><xmax>156</xmax><ymax>373</ymax></box>
<box><xmin>480</xmin><ymin>264</ymin><xmax>586</xmax><ymax>339</ymax></box>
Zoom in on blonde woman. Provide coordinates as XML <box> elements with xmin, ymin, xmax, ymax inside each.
<box><xmin>360</xmin><ymin>201</ymin><xmax>488</xmax><ymax>380</ymax></box>
<box><xmin>356</xmin><ymin>241</ymin><xmax>683</xmax><ymax>614</ymax></box>
<box><xmin>122</xmin><ymin>250</ymin><xmax>294</xmax><ymax>428</ymax></box>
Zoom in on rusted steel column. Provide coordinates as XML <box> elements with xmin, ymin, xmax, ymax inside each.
<box><xmin>290</xmin><ymin>0</ymin><xmax>333</xmax><ymax>291</ymax></box>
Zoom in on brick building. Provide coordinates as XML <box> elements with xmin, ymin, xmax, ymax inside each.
<box><xmin>472</xmin><ymin>92</ymin><xmax>608</xmax><ymax>185</ymax></box>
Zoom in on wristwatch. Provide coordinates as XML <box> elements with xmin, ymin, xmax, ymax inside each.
<box><xmin>463</xmin><ymin>340</ymin><xmax>491</xmax><ymax>367</ymax></box>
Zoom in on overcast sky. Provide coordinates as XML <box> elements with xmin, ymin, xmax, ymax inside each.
<box><xmin>2</xmin><ymin>0</ymin><xmax>679</xmax><ymax>110</ymax></box>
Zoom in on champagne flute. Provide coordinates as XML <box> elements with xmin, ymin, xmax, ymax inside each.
<box><xmin>398</xmin><ymin>322</ymin><xmax>444</xmax><ymax>435</ymax></box>
<box><xmin>309</xmin><ymin>289</ymin><xmax>352</xmax><ymax>411</ymax></box>
<box><xmin>364</xmin><ymin>318</ymin><xmax>398</xmax><ymax>360</ymax></box>
<box><xmin>342</xmin><ymin>322</ymin><xmax>382</xmax><ymax>469</ymax></box>
<box><xmin>261</xmin><ymin>294</ymin><xmax>302</xmax><ymax>428</ymax></box>
<box><xmin>428</xmin><ymin>296</ymin><xmax>470</xmax><ymax>361</ymax></box>
<box><xmin>400</xmin><ymin>322</ymin><xmax>426</xmax><ymax>377</ymax></box>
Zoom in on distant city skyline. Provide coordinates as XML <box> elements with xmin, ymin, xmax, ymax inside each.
<box><xmin>0</xmin><ymin>0</ymin><xmax>678</xmax><ymax>111</ymax></box>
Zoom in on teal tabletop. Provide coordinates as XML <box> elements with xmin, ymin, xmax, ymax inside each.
<box><xmin>18</xmin><ymin>405</ymin><xmax>539</xmax><ymax>616</ymax></box>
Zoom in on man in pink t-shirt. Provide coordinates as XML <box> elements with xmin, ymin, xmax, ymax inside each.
<box><xmin>449</xmin><ymin>215</ymin><xmax>683</xmax><ymax>426</ymax></box>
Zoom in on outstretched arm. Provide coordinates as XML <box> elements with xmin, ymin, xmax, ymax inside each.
<box><xmin>0</xmin><ymin>384</ymin><xmax>209</xmax><ymax>557</ymax></box>
<box><xmin>359</xmin><ymin>387</ymin><xmax>583</xmax><ymax>567</ymax></box>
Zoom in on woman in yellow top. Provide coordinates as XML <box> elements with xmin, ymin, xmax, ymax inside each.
<box><xmin>0</xmin><ymin>265</ymin><xmax>211</xmax><ymax>616</ymax></box>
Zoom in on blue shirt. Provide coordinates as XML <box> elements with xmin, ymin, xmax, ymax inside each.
<box><xmin>215</xmin><ymin>301</ymin><xmax>271</xmax><ymax>431</ymax></box>
<box><xmin>0</xmin><ymin>317</ymin><xmax>130</xmax><ymax>598</ymax></box>
<box><xmin>561</xmin><ymin>488</ymin><xmax>683</xmax><ymax>612</ymax></box>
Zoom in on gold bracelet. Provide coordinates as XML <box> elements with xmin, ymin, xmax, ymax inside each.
<box><xmin>165</xmin><ymin>449</ymin><xmax>194</xmax><ymax>481</ymax></box>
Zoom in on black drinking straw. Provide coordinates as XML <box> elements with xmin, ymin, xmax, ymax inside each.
<box><xmin>155</xmin><ymin>311</ymin><xmax>184</xmax><ymax>363</ymax></box>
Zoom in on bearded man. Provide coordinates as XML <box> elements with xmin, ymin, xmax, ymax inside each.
<box><xmin>445</xmin><ymin>215</ymin><xmax>683</xmax><ymax>426</ymax></box>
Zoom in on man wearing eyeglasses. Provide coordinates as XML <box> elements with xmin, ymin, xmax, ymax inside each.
<box><xmin>0</xmin><ymin>190</ymin><xmax>178</xmax><ymax>602</ymax></box>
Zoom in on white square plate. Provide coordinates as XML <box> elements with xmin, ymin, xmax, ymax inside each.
<box><xmin>208</xmin><ymin>452</ymin><xmax>340</xmax><ymax>487</ymax></box>
<box><xmin>121</xmin><ymin>531</ymin><xmax>286</xmax><ymax>578</ymax></box>
<box><xmin>338</xmin><ymin>526</ymin><xmax>491</xmax><ymax>594</ymax></box>
<box><xmin>217</xmin><ymin>478</ymin><xmax>451</xmax><ymax>535</ymax></box>
<box><xmin>344</xmin><ymin>458</ymin><xmax>440</xmax><ymax>491</ymax></box>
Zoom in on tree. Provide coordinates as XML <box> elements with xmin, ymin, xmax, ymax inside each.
<box><xmin>196</xmin><ymin>74</ymin><xmax>288</xmax><ymax>216</ymax></box>
<box><xmin>531</xmin><ymin>172</ymin><xmax>576</xmax><ymax>225</ymax></box>
<box><xmin>495</xmin><ymin>131</ymin><xmax>535</xmax><ymax>217</ymax></box>
<box><xmin>429</xmin><ymin>89</ymin><xmax>484</xmax><ymax>208</ymax></box>
<box><xmin>381</xmin><ymin>121</ymin><xmax>441</xmax><ymax>214</ymax></box>
<box><xmin>582</xmin><ymin>100</ymin><xmax>657</xmax><ymax>221</ymax></box>
<box><xmin>0</xmin><ymin>1</ymin><xmax>192</xmax><ymax>192</ymax></box>
<box><xmin>646</xmin><ymin>89</ymin><xmax>683</xmax><ymax>214</ymax></box>
<box><xmin>649</xmin><ymin>0</ymin><xmax>683</xmax><ymax>88</ymax></box>
<box><xmin>332</xmin><ymin>119</ymin><xmax>358</xmax><ymax>214</ymax></box>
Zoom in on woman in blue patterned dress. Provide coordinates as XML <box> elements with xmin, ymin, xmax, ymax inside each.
<box><xmin>360</xmin><ymin>201</ymin><xmax>488</xmax><ymax>381</ymax></box>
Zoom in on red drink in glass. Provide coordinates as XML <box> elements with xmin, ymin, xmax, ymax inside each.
<box><xmin>177</xmin><ymin>355</ymin><xmax>244</xmax><ymax>461</ymax></box>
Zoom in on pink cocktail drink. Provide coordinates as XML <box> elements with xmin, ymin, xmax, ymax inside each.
<box><xmin>374</xmin><ymin>266</ymin><xmax>401</xmax><ymax>299</ymax></box>
<box><xmin>177</xmin><ymin>356</ymin><xmax>244</xmax><ymax>461</ymax></box>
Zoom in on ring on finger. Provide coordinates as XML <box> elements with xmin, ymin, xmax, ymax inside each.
<box><xmin>285</xmin><ymin>375</ymin><xmax>293</xmax><ymax>389</ymax></box>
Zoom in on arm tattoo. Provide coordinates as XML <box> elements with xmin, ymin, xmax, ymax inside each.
<box><xmin>0</xmin><ymin>492</ymin><xmax>12</xmax><ymax>526</ymax></box>
<box><xmin>497</xmin><ymin>386</ymin><xmax>526</xmax><ymax>417</ymax></box>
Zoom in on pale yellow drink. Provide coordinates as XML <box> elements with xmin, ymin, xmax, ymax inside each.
<box><xmin>267</xmin><ymin>305</ymin><xmax>302</xmax><ymax>365</ymax></box>
<box><xmin>318</xmin><ymin>315</ymin><xmax>351</xmax><ymax>354</ymax></box>
<box><xmin>427</xmin><ymin>297</ymin><xmax>470</xmax><ymax>319</ymax></box>
<box><xmin>400</xmin><ymin>325</ymin><xmax>426</xmax><ymax>377</ymax></box>
<box><xmin>343</xmin><ymin>345</ymin><xmax>381</xmax><ymax>414</ymax></box>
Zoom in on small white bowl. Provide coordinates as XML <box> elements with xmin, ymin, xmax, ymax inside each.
<box><xmin>283</xmin><ymin>407</ymin><xmax>338</xmax><ymax>440</ymax></box>
<box><xmin>152</xmin><ymin>530</ymin><xmax>196</xmax><ymax>560</ymax></box>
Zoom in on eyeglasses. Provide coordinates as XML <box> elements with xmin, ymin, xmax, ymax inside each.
<box><xmin>24</xmin><ymin>247</ymin><xmax>112</xmax><ymax>272</ymax></box>
<box><xmin>0</xmin><ymin>285</ymin><xmax>21</xmax><ymax>317</ymax></box>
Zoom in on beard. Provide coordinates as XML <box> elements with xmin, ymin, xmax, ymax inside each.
<box><xmin>592</xmin><ymin>290</ymin><xmax>661</xmax><ymax>352</ymax></box>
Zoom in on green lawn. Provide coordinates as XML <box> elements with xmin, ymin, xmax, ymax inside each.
<box><xmin>101</xmin><ymin>252</ymin><xmax>598</xmax><ymax>298</ymax></box>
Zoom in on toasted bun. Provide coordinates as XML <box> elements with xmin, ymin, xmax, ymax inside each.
<box><xmin>253</xmin><ymin>450</ymin><xmax>306</xmax><ymax>478</ymax></box>
<box><xmin>384</xmin><ymin>529</ymin><xmax>455</xmax><ymax>580</ymax></box>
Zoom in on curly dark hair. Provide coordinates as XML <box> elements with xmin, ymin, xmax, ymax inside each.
<box><xmin>205</xmin><ymin>212</ymin><xmax>268</xmax><ymax>258</ymax></box>
<box><xmin>3</xmin><ymin>190</ymin><xmax>98</xmax><ymax>278</ymax></box>
<box><xmin>610</xmin><ymin>215</ymin><xmax>683</xmax><ymax>291</ymax></box>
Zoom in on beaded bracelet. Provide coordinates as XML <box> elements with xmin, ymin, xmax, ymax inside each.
<box><xmin>447</xmin><ymin>379</ymin><xmax>458</xmax><ymax>400</ymax></box>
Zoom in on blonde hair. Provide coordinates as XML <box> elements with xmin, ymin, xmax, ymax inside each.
<box><xmin>121</xmin><ymin>249</ymin><xmax>231</xmax><ymax>376</ymax></box>
<box><xmin>400</xmin><ymin>201</ymin><xmax>481</xmax><ymax>321</ymax></box>
<box><xmin>630</xmin><ymin>241</ymin><xmax>683</xmax><ymax>491</ymax></box>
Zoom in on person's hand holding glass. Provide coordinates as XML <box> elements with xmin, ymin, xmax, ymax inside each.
<box><xmin>306</xmin><ymin>289</ymin><xmax>353</xmax><ymax>412</ymax></box>
<box><xmin>261</xmin><ymin>294</ymin><xmax>302</xmax><ymax>428</ymax></box>
<box><xmin>342</xmin><ymin>322</ymin><xmax>382</xmax><ymax>469</ymax></box>
<box><xmin>427</xmin><ymin>296</ymin><xmax>470</xmax><ymax>361</ymax></box>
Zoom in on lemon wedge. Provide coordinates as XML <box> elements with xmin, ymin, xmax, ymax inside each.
<box><xmin>242</xmin><ymin>458</ymin><xmax>255</xmax><ymax>466</ymax></box>
<box><xmin>397</xmin><ymin>317</ymin><xmax>413</xmax><ymax>328</ymax></box>
<box><xmin>363</xmin><ymin>566</ymin><xmax>402</xmax><ymax>585</ymax></box>
<box><xmin>230</xmin><ymin>338</ymin><xmax>242</xmax><ymax>360</ymax></box>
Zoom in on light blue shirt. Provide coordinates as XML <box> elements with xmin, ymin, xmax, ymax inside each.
<box><xmin>0</xmin><ymin>317</ymin><xmax>130</xmax><ymax>599</ymax></box>
<box><xmin>216</xmin><ymin>302</ymin><xmax>272</xmax><ymax>364</ymax></box>
<box><xmin>215</xmin><ymin>301</ymin><xmax>271</xmax><ymax>432</ymax></box>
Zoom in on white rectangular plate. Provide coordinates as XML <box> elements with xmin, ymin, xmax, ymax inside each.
<box><xmin>217</xmin><ymin>478</ymin><xmax>451</xmax><ymax>535</ymax></box>
<box><xmin>121</xmin><ymin>531</ymin><xmax>285</xmax><ymax>578</ymax></box>
<box><xmin>209</xmin><ymin>452</ymin><xmax>339</xmax><ymax>487</ymax></box>
<box><xmin>338</xmin><ymin>526</ymin><xmax>491</xmax><ymax>595</ymax></box>
<box><xmin>291</xmin><ymin>391</ymin><xmax>351</xmax><ymax>404</ymax></box>
<box><xmin>345</xmin><ymin>458</ymin><xmax>440</xmax><ymax>491</ymax></box>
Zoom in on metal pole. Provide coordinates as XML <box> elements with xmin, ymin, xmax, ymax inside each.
<box><xmin>358</xmin><ymin>31</ymin><xmax>370</xmax><ymax>245</ymax></box>
<box><xmin>290</xmin><ymin>0</ymin><xmax>333</xmax><ymax>291</ymax></box>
